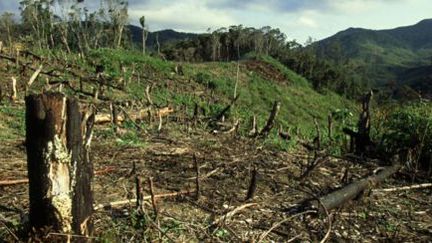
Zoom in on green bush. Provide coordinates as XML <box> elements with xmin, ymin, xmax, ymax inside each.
<box><xmin>380</xmin><ymin>101</ymin><xmax>432</xmax><ymax>172</ymax></box>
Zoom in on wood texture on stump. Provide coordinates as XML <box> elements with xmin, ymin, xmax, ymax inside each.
<box><xmin>25</xmin><ymin>92</ymin><xmax>93</xmax><ymax>239</ymax></box>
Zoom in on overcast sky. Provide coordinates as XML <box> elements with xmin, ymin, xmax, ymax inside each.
<box><xmin>1</xmin><ymin>0</ymin><xmax>431</xmax><ymax>43</ymax></box>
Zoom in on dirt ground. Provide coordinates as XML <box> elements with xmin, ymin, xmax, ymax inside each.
<box><xmin>1</xmin><ymin>121</ymin><xmax>431</xmax><ymax>242</ymax></box>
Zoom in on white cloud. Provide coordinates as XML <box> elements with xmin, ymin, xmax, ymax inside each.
<box><xmin>128</xmin><ymin>0</ymin><xmax>235</xmax><ymax>32</ymax></box>
<box><xmin>0</xmin><ymin>0</ymin><xmax>431</xmax><ymax>42</ymax></box>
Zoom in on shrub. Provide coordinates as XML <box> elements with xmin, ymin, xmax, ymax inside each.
<box><xmin>380</xmin><ymin>101</ymin><xmax>432</xmax><ymax>174</ymax></box>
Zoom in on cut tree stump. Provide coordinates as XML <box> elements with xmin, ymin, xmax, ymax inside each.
<box><xmin>25</xmin><ymin>93</ymin><xmax>93</xmax><ymax>239</ymax></box>
<box><xmin>343</xmin><ymin>91</ymin><xmax>374</xmax><ymax>155</ymax></box>
<box><xmin>259</xmin><ymin>101</ymin><xmax>281</xmax><ymax>137</ymax></box>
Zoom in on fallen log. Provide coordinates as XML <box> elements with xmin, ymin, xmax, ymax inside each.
<box><xmin>94</xmin><ymin>107</ymin><xmax>174</xmax><ymax>124</ymax></box>
<box><xmin>310</xmin><ymin>160</ymin><xmax>401</xmax><ymax>212</ymax></box>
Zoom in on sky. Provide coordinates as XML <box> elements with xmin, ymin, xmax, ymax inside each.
<box><xmin>0</xmin><ymin>0</ymin><xmax>431</xmax><ymax>43</ymax></box>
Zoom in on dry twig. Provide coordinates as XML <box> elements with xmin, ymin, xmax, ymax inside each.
<box><xmin>94</xmin><ymin>190</ymin><xmax>194</xmax><ymax>211</ymax></box>
<box><xmin>211</xmin><ymin>203</ymin><xmax>257</xmax><ymax>226</ymax></box>
<box><xmin>373</xmin><ymin>183</ymin><xmax>432</xmax><ymax>192</ymax></box>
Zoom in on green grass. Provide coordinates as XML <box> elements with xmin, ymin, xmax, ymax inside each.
<box><xmin>0</xmin><ymin>103</ymin><xmax>25</xmax><ymax>140</ymax></box>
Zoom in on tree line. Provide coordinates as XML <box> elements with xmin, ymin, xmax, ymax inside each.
<box><xmin>162</xmin><ymin>25</ymin><xmax>367</xmax><ymax>98</ymax></box>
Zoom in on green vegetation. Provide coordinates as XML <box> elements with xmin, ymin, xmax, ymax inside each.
<box><xmin>0</xmin><ymin>103</ymin><xmax>25</xmax><ymax>140</ymax></box>
<box><xmin>379</xmin><ymin>102</ymin><xmax>432</xmax><ymax>171</ymax></box>
<box><xmin>313</xmin><ymin>19</ymin><xmax>432</xmax><ymax>92</ymax></box>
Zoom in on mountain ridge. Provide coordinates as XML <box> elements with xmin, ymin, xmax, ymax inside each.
<box><xmin>313</xmin><ymin>19</ymin><xmax>432</xmax><ymax>87</ymax></box>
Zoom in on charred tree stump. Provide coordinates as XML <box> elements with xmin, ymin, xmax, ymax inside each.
<box><xmin>328</xmin><ymin>114</ymin><xmax>333</xmax><ymax>141</ymax></box>
<box><xmin>245</xmin><ymin>168</ymin><xmax>258</xmax><ymax>201</ymax></box>
<box><xmin>259</xmin><ymin>101</ymin><xmax>281</xmax><ymax>138</ymax></box>
<box><xmin>344</xmin><ymin>91</ymin><xmax>373</xmax><ymax>155</ymax></box>
<box><xmin>193</xmin><ymin>154</ymin><xmax>201</xmax><ymax>200</ymax></box>
<box><xmin>313</xmin><ymin>117</ymin><xmax>321</xmax><ymax>150</ymax></box>
<box><xmin>25</xmin><ymin>93</ymin><xmax>93</xmax><ymax>239</ymax></box>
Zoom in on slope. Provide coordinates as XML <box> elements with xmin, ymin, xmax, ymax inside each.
<box><xmin>0</xmin><ymin>48</ymin><xmax>354</xmax><ymax>149</ymax></box>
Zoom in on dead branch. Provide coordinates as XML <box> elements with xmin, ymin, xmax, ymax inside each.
<box><xmin>257</xmin><ymin>210</ymin><xmax>315</xmax><ymax>243</ymax></box>
<box><xmin>211</xmin><ymin>203</ymin><xmax>257</xmax><ymax>226</ymax></box>
<box><xmin>27</xmin><ymin>65</ymin><xmax>43</xmax><ymax>88</ymax></box>
<box><xmin>95</xmin><ymin>107</ymin><xmax>174</xmax><ymax>124</ymax></box>
<box><xmin>187</xmin><ymin>168</ymin><xmax>221</xmax><ymax>180</ymax></box>
<box><xmin>94</xmin><ymin>190</ymin><xmax>194</xmax><ymax>211</ymax></box>
<box><xmin>372</xmin><ymin>183</ymin><xmax>432</xmax><ymax>192</ymax></box>
<box><xmin>299</xmin><ymin>156</ymin><xmax>329</xmax><ymax>180</ymax></box>
<box><xmin>259</xmin><ymin>101</ymin><xmax>281</xmax><ymax>137</ymax></box>
<box><xmin>145</xmin><ymin>85</ymin><xmax>153</xmax><ymax>106</ymax></box>
<box><xmin>223</xmin><ymin>119</ymin><xmax>240</xmax><ymax>134</ymax></box>
<box><xmin>157</xmin><ymin>112</ymin><xmax>163</xmax><ymax>131</ymax></box>
<box><xmin>249</xmin><ymin>115</ymin><xmax>257</xmax><ymax>137</ymax></box>
<box><xmin>0</xmin><ymin>167</ymin><xmax>117</xmax><ymax>187</ymax></box>
<box><xmin>0</xmin><ymin>179</ymin><xmax>29</xmax><ymax>186</ymax></box>
<box><xmin>10</xmin><ymin>77</ymin><xmax>17</xmax><ymax>101</ymax></box>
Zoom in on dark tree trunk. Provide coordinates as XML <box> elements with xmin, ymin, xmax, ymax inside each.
<box><xmin>25</xmin><ymin>93</ymin><xmax>93</xmax><ymax>240</ymax></box>
<box><xmin>259</xmin><ymin>101</ymin><xmax>281</xmax><ymax>137</ymax></box>
<box><xmin>343</xmin><ymin>91</ymin><xmax>374</xmax><ymax>155</ymax></box>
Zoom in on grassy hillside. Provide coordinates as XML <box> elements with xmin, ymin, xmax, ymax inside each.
<box><xmin>89</xmin><ymin>49</ymin><xmax>354</xmax><ymax>144</ymax></box>
<box><xmin>0</xmin><ymin>48</ymin><xmax>355</xmax><ymax>150</ymax></box>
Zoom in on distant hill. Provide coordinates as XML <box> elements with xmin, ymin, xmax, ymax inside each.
<box><xmin>313</xmin><ymin>19</ymin><xmax>432</xmax><ymax>86</ymax></box>
<box><xmin>128</xmin><ymin>25</ymin><xmax>198</xmax><ymax>50</ymax></box>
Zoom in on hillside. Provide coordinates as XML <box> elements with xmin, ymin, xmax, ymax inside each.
<box><xmin>314</xmin><ymin>19</ymin><xmax>432</xmax><ymax>86</ymax></box>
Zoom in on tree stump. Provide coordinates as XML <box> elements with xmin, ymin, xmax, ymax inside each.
<box><xmin>25</xmin><ymin>93</ymin><xmax>93</xmax><ymax>240</ymax></box>
<box><xmin>259</xmin><ymin>101</ymin><xmax>281</xmax><ymax>137</ymax></box>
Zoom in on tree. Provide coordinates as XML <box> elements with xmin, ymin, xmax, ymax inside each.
<box><xmin>102</xmin><ymin>0</ymin><xmax>129</xmax><ymax>48</ymax></box>
<box><xmin>0</xmin><ymin>12</ymin><xmax>16</xmax><ymax>47</ymax></box>
<box><xmin>139</xmin><ymin>16</ymin><xmax>148</xmax><ymax>55</ymax></box>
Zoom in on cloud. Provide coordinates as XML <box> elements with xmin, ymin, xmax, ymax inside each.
<box><xmin>206</xmin><ymin>0</ymin><xmax>414</xmax><ymax>14</ymax></box>
<box><xmin>0</xmin><ymin>0</ymin><xmax>430</xmax><ymax>42</ymax></box>
<box><xmin>128</xmin><ymin>0</ymin><xmax>235</xmax><ymax>32</ymax></box>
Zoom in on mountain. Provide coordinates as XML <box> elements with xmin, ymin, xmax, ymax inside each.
<box><xmin>313</xmin><ymin>19</ymin><xmax>432</xmax><ymax>87</ymax></box>
<box><xmin>128</xmin><ymin>25</ymin><xmax>198</xmax><ymax>50</ymax></box>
